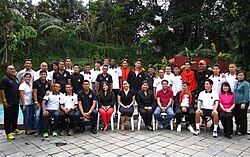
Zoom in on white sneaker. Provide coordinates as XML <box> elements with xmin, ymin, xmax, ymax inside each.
<box><xmin>177</xmin><ymin>124</ymin><xmax>181</xmax><ymax>132</ymax></box>
<box><xmin>193</xmin><ymin>129</ymin><xmax>200</xmax><ymax>135</ymax></box>
<box><xmin>159</xmin><ymin>123</ymin><xmax>164</xmax><ymax>129</ymax></box>
<box><xmin>213</xmin><ymin>131</ymin><xmax>218</xmax><ymax>138</ymax></box>
<box><xmin>188</xmin><ymin>125</ymin><xmax>195</xmax><ymax>133</ymax></box>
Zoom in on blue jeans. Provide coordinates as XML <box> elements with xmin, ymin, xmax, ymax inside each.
<box><xmin>23</xmin><ymin>105</ymin><xmax>34</xmax><ymax>130</ymax></box>
<box><xmin>154</xmin><ymin>106</ymin><xmax>175</xmax><ymax>126</ymax></box>
<box><xmin>34</xmin><ymin>103</ymin><xmax>43</xmax><ymax>131</ymax></box>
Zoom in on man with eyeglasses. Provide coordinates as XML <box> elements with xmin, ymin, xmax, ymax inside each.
<box><xmin>17</xmin><ymin>59</ymin><xmax>36</xmax><ymax>83</ymax></box>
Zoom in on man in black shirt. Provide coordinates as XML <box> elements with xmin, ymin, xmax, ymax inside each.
<box><xmin>95</xmin><ymin>64</ymin><xmax>113</xmax><ymax>95</ymax></box>
<box><xmin>0</xmin><ymin>65</ymin><xmax>22</xmax><ymax>140</ymax></box>
<box><xmin>75</xmin><ymin>80</ymin><xmax>98</xmax><ymax>134</ymax></box>
<box><xmin>33</xmin><ymin>70</ymin><xmax>51</xmax><ymax>136</ymax></box>
<box><xmin>146</xmin><ymin>66</ymin><xmax>155</xmax><ymax>91</ymax></box>
<box><xmin>53</xmin><ymin>60</ymin><xmax>71</xmax><ymax>93</ymax></box>
<box><xmin>70</xmin><ymin>64</ymin><xmax>84</xmax><ymax>94</ymax></box>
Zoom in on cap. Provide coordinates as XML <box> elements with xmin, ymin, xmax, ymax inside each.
<box><xmin>199</xmin><ymin>60</ymin><xmax>206</xmax><ymax>65</ymax></box>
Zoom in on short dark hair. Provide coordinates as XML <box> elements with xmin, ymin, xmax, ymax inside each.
<box><xmin>205</xmin><ymin>79</ymin><xmax>213</xmax><ymax>85</ymax></box>
<box><xmin>65</xmin><ymin>83</ymin><xmax>73</xmax><ymax>87</ymax></box>
<box><xmin>24</xmin><ymin>59</ymin><xmax>32</xmax><ymax>64</ymax></box>
<box><xmin>102</xmin><ymin>64</ymin><xmax>108</xmax><ymax>69</ymax></box>
<box><xmin>52</xmin><ymin>61</ymin><xmax>59</xmax><ymax>66</ymax></box>
<box><xmin>213</xmin><ymin>63</ymin><xmax>221</xmax><ymax>69</ymax></box>
<box><xmin>173</xmin><ymin>64</ymin><xmax>180</xmax><ymax>68</ymax></box>
<box><xmin>148</xmin><ymin>66</ymin><xmax>154</xmax><ymax>69</ymax></box>
<box><xmin>74</xmin><ymin>64</ymin><xmax>80</xmax><ymax>67</ymax></box>
<box><xmin>182</xmin><ymin>81</ymin><xmax>190</xmax><ymax>86</ymax></box>
<box><xmin>59</xmin><ymin>60</ymin><xmax>64</xmax><ymax>64</ymax></box>
<box><xmin>85</xmin><ymin>63</ymin><xmax>91</xmax><ymax>67</ymax></box>
<box><xmin>141</xmin><ymin>80</ymin><xmax>149</xmax><ymax>86</ymax></box>
<box><xmin>135</xmin><ymin>58</ymin><xmax>142</xmax><ymax>63</ymax></box>
<box><xmin>110</xmin><ymin>57</ymin><xmax>116</xmax><ymax>61</ymax></box>
<box><xmin>184</xmin><ymin>60</ymin><xmax>191</xmax><ymax>65</ymax></box>
<box><xmin>161</xmin><ymin>79</ymin><xmax>168</xmax><ymax>84</ymax></box>
<box><xmin>83</xmin><ymin>80</ymin><xmax>90</xmax><ymax>84</ymax></box>
<box><xmin>24</xmin><ymin>73</ymin><xmax>32</xmax><ymax>78</ymax></box>
<box><xmin>64</xmin><ymin>57</ymin><xmax>72</xmax><ymax>62</ymax></box>
<box><xmin>40</xmin><ymin>70</ymin><xmax>47</xmax><ymax>74</ymax></box>
<box><xmin>95</xmin><ymin>60</ymin><xmax>102</xmax><ymax>65</ymax></box>
<box><xmin>221</xmin><ymin>82</ymin><xmax>232</xmax><ymax>94</ymax></box>
<box><xmin>122</xmin><ymin>59</ymin><xmax>128</xmax><ymax>64</ymax></box>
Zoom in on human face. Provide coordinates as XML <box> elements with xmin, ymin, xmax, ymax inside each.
<box><xmin>95</xmin><ymin>62</ymin><xmax>100</xmax><ymax>70</ymax></box>
<box><xmin>40</xmin><ymin>63</ymin><xmax>48</xmax><ymax>71</ymax></box>
<box><xmin>24</xmin><ymin>74</ymin><xmax>31</xmax><ymax>83</ymax></box>
<box><xmin>83</xmin><ymin>82</ymin><xmax>90</xmax><ymax>90</ymax></box>
<box><xmin>141</xmin><ymin>83</ymin><xmax>149</xmax><ymax>91</ymax></box>
<box><xmin>158</xmin><ymin>70</ymin><xmax>164</xmax><ymax>78</ymax></box>
<box><xmin>184</xmin><ymin>63</ymin><xmax>190</xmax><ymax>70</ymax></box>
<box><xmin>122</xmin><ymin>61</ymin><xmax>128</xmax><ymax>68</ymax></box>
<box><xmin>162</xmin><ymin>81</ymin><xmax>168</xmax><ymax>90</ymax></box>
<box><xmin>173</xmin><ymin>67</ymin><xmax>180</xmax><ymax>75</ymax></box>
<box><xmin>7</xmin><ymin>65</ymin><xmax>16</xmax><ymax>77</ymax></box>
<box><xmin>229</xmin><ymin>64</ymin><xmax>236</xmax><ymax>73</ymax></box>
<box><xmin>54</xmin><ymin>83</ymin><xmax>61</xmax><ymax>92</ymax></box>
<box><xmin>237</xmin><ymin>72</ymin><xmax>245</xmax><ymax>81</ymax></box>
<box><xmin>52</xmin><ymin>64</ymin><xmax>58</xmax><ymax>71</ymax></box>
<box><xmin>73</xmin><ymin>65</ymin><xmax>80</xmax><ymax>73</ymax></box>
<box><xmin>165</xmin><ymin>66</ymin><xmax>171</xmax><ymax>74</ymax></box>
<box><xmin>59</xmin><ymin>62</ymin><xmax>65</xmax><ymax>70</ymax></box>
<box><xmin>102</xmin><ymin>66</ymin><xmax>108</xmax><ymax>73</ymax></box>
<box><xmin>110</xmin><ymin>59</ymin><xmax>115</xmax><ymax>66</ymax></box>
<box><xmin>24</xmin><ymin>61</ymin><xmax>32</xmax><ymax>70</ymax></box>
<box><xmin>122</xmin><ymin>81</ymin><xmax>129</xmax><ymax>90</ymax></box>
<box><xmin>198</xmin><ymin>63</ymin><xmax>206</xmax><ymax>70</ymax></box>
<box><xmin>148</xmin><ymin>68</ymin><xmax>154</xmax><ymax>75</ymax></box>
<box><xmin>102</xmin><ymin>83</ymin><xmax>109</xmax><ymax>91</ymax></box>
<box><xmin>65</xmin><ymin>59</ymin><xmax>72</xmax><ymax>68</ymax></box>
<box><xmin>104</xmin><ymin>59</ymin><xmax>109</xmax><ymax>65</ymax></box>
<box><xmin>182</xmin><ymin>84</ymin><xmax>188</xmax><ymax>92</ymax></box>
<box><xmin>212</xmin><ymin>66</ymin><xmax>220</xmax><ymax>75</ymax></box>
<box><xmin>40</xmin><ymin>72</ymin><xmax>47</xmax><ymax>80</ymax></box>
<box><xmin>222</xmin><ymin>85</ymin><xmax>229</xmax><ymax>93</ymax></box>
<box><xmin>204</xmin><ymin>81</ymin><xmax>212</xmax><ymax>91</ymax></box>
<box><xmin>135</xmin><ymin>61</ymin><xmax>141</xmax><ymax>69</ymax></box>
<box><xmin>65</xmin><ymin>84</ymin><xmax>73</xmax><ymax>94</ymax></box>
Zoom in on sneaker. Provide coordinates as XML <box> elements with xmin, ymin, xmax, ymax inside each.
<box><xmin>7</xmin><ymin>133</ymin><xmax>15</xmax><ymax>140</ymax></box>
<box><xmin>193</xmin><ymin>129</ymin><xmax>200</xmax><ymax>136</ymax></box>
<box><xmin>52</xmin><ymin>131</ymin><xmax>58</xmax><ymax>137</ymax></box>
<box><xmin>213</xmin><ymin>131</ymin><xmax>218</xmax><ymax>138</ymax></box>
<box><xmin>14</xmin><ymin>129</ymin><xmax>23</xmax><ymax>135</ymax></box>
<box><xmin>91</xmin><ymin>128</ymin><xmax>97</xmax><ymax>134</ymax></box>
<box><xmin>201</xmin><ymin>119</ymin><xmax>206</xmax><ymax>127</ymax></box>
<box><xmin>187</xmin><ymin>125</ymin><xmax>195</xmax><ymax>133</ymax></box>
<box><xmin>59</xmin><ymin>130</ymin><xmax>67</xmax><ymax>136</ymax></box>
<box><xmin>43</xmin><ymin>132</ymin><xmax>49</xmax><ymax>138</ymax></box>
<box><xmin>68</xmin><ymin>129</ymin><xmax>74</xmax><ymax>136</ymax></box>
<box><xmin>177</xmin><ymin>124</ymin><xmax>181</xmax><ymax>132</ymax></box>
<box><xmin>34</xmin><ymin>131</ymin><xmax>40</xmax><ymax>137</ymax></box>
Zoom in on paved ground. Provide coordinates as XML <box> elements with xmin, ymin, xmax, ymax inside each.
<box><xmin>0</xmin><ymin>118</ymin><xmax>250</xmax><ymax>157</ymax></box>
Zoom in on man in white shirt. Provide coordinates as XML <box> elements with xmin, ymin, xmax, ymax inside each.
<box><xmin>81</xmin><ymin>63</ymin><xmax>94</xmax><ymax>90</ymax></box>
<box><xmin>17</xmin><ymin>59</ymin><xmax>36</xmax><ymax>83</ymax></box>
<box><xmin>59</xmin><ymin>83</ymin><xmax>78</xmax><ymax>136</ymax></box>
<box><xmin>90</xmin><ymin>61</ymin><xmax>102</xmax><ymax>91</ymax></box>
<box><xmin>209</xmin><ymin>64</ymin><xmax>225</xmax><ymax>93</ymax></box>
<box><xmin>153</xmin><ymin>69</ymin><xmax>166</xmax><ymax>97</ymax></box>
<box><xmin>164</xmin><ymin>66</ymin><xmax>174</xmax><ymax>85</ymax></box>
<box><xmin>34</xmin><ymin>62</ymin><xmax>49</xmax><ymax>81</ymax></box>
<box><xmin>48</xmin><ymin>61</ymin><xmax>58</xmax><ymax>83</ymax></box>
<box><xmin>193</xmin><ymin>79</ymin><xmax>219</xmax><ymax>137</ymax></box>
<box><xmin>42</xmin><ymin>83</ymin><xmax>62</xmax><ymax>138</ymax></box>
<box><xmin>171</xmin><ymin>64</ymin><xmax>182</xmax><ymax>97</ymax></box>
<box><xmin>225</xmin><ymin>63</ymin><xmax>237</xmax><ymax>91</ymax></box>
<box><xmin>65</xmin><ymin>57</ymin><xmax>74</xmax><ymax>75</ymax></box>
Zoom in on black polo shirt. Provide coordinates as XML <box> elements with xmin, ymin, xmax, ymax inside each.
<box><xmin>196</xmin><ymin>69</ymin><xmax>212</xmax><ymax>94</ymax></box>
<box><xmin>146</xmin><ymin>74</ymin><xmax>155</xmax><ymax>91</ymax></box>
<box><xmin>33</xmin><ymin>79</ymin><xmax>51</xmax><ymax>103</ymax></box>
<box><xmin>96</xmin><ymin>73</ymin><xmax>113</xmax><ymax>88</ymax></box>
<box><xmin>70</xmin><ymin>73</ymin><xmax>84</xmax><ymax>94</ymax></box>
<box><xmin>77</xmin><ymin>89</ymin><xmax>97</xmax><ymax>112</ymax></box>
<box><xmin>0</xmin><ymin>75</ymin><xmax>19</xmax><ymax>105</ymax></box>
<box><xmin>53</xmin><ymin>70</ymin><xmax>70</xmax><ymax>93</ymax></box>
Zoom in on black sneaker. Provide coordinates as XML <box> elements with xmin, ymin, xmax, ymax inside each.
<box><xmin>91</xmin><ymin>128</ymin><xmax>97</xmax><ymax>134</ymax></box>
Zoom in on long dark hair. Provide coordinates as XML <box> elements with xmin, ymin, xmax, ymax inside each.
<box><xmin>221</xmin><ymin>82</ymin><xmax>232</xmax><ymax>94</ymax></box>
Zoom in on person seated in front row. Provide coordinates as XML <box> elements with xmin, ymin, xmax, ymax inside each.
<box><xmin>75</xmin><ymin>80</ymin><xmax>98</xmax><ymax>134</ymax></box>
<box><xmin>137</xmin><ymin>80</ymin><xmax>156</xmax><ymax>131</ymax></box>
<box><xmin>117</xmin><ymin>80</ymin><xmax>136</xmax><ymax>130</ymax></box>
<box><xmin>97</xmin><ymin>81</ymin><xmax>115</xmax><ymax>131</ymax></box>
<box><xmin>175</xmin><ymin>81</ymin><xmax>195</xmax><ymax>132</ymax></box>
<box><xmin>153</xmin><ymin>80</ymin><xmax>175</xmax><ymax>128</ymax></box>
<box><xmin>59</xmin><ymin>83</ymin><xmax>78</xmax><ymax>136</ymax></box>
<box><xmin>42</xmin><ymin>83</ymin><xmax>62</xmax><ymax>138</ymax></box>
<box><xmin>193</xmin><ymin>79</ymin><xmax>219</xmax><ymax>138</ymax></box>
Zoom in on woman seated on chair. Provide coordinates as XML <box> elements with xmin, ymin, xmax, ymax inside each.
<box><xmin>98</xmin><ymin>82</ymin><xmax>115</xmax><ymax>131</ymax></box>
<box><xmin>137</xmin><ymin>80</ymin><xmax>156</xmax><ymax>131</ymax></box>
<box><xmin>118</xmin><ymin>80</ymin><xmax>135</xmax><ymax>130</ymax></box>
<box><xmin>219</xmin><ymin>82</ymin><xmax>235</xmax><ymax>139</ymax></box>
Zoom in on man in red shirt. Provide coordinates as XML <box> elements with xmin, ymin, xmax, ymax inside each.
<box><xmin>153</xmin><ymin>80</ymin><xmax>175</xmax><ymax>128</ymax></box>
<box><xmin>181</xmin><ymin>60</ymin><xmax>197</xmax><ymax>92</ymax></box>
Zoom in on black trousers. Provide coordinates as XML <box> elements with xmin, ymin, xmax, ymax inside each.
<box><xmin>219</xmin><ymin>111</ymin><xmax>233</xmax><ymax>136</ymax></box>
<box><xmin>43</xmin><ymin>110</ymin><xmax>60</xmax><ymax>132</ymax></box>
<box><xmin>234</xmin><ymin>103</ymin><xmax>249</xmax><ymax>134</ymax></box>
<box><xmin>139</xmin><ymin>108</ymin><xmax>153</xmax><ymax>126</ymax></box>
<box><xmin>113</xmin><ymin>89</ymin><xmax>119</xmax><ymax>110</ymax></box>
<box><xmin>175</xmin><ymin>107</ymin><xmax>195</xmax><ymax>125</ymax></box>
<box><xmin>75</xmin><ymin>110</ymin><xmax>98</xmax><ymax>128</ymax></box>
<box><xmin>119</xmin><ymin>106</ymin><xmax>134</xmax><ymax>117</ymax></box>
<box><xmin>59</xmin><ymin>110</ymin><xmax>76</xmax><ymax>129</ymax></box>
<box><xmin>4</xmin><ymin>105</ymin><xmax>19</xmax><ymax>135</ymax></box>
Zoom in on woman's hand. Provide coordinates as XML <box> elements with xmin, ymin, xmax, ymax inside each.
<box><xmin>22</xmin><ymin>105</ymin><xmax>26</xmax><ymax>112</ymax></box>
<box><xmin>241</xmin><ymin>103</ymin><xmax>246</xmax><ymax>109</ymax></box>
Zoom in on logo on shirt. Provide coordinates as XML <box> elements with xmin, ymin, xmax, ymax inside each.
<box><xmin>45</xmin><ymin>84</ymin><xmax>48</xmax><ymax>88</ymax></box>
<box><xmin>139</xmin><ymin>75</ymin><xmax>142</xmax><ymax>78</ymax></box>
<box><xmin>106</xmin><ymin>77</ymin><xmax>108</xmax><ymax>81</ymax></box>
<box><xmin>64</xmin><ymin>74</ymin><xmax>67</xmax><ymax>77</ymax></box>
<box><xmin>218</xmin><ymin>79</ymin><xmax>220</xmax><ymax>82</ymax></box>
<box><xmin>72</xmin><ymin>98</ymin><xmax>74</xmax><ymax>101</ymax></box>
<box><xmin>89</xmin><ymin>94</ymin><xmax>92</xmax><ymax>98</ymax></box>
<box><xmin>211</xmin><ymin>96</ymin><xmax>213</xmax><ymax>99</ymax></box>
<box><xmin>206</xmin><ymin>75</ymin><xmax>208</xmax><ymax>78</ymax></box>
<box><xmin>78</xmin><ymin>79</ymin><xmax>81</xmax><ymax>82</ymax></box>
<box><xmin>115</xmin><ymin>71</ymin><xmax>117</xmax><ymax>73</ymax></box>
<box><xmin>89</xmin><ymin>77</ymin><xmax>91</xmax><ymax>79</ymax></box>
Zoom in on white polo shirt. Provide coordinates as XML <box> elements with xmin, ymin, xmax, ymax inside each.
<box><xmin>19</xmin><ymin>82</ymin><xmax>33</xmax><ymax>105</ymax></box>
<box><xmin>198</xmin><ymin>90</ymin><xmax>219</xmax><ymax>110</ymax></box>
<box><xmin>90</xmin><ymin>69</ymin><xmax>102</xmax><ymax>87</ymax></box>
<box><xmin>65</xmin><ymin>68</ymin><xmax>74</xmax><ymax>75</ymax></box>
<box><xmin>170</xmin><ymin>75</ymin><xmax>182</xmax><ymax>96</ymax></box>
<box><xmin>60</xmin><ymin>93</ymin><xmax>78</xmax><ymax>109</ymax></box>
<box><xmin>225</xmin><ymin>73</ymin><xmax>237</xmax><ymax>92</ymax></box>
<box><xmin>80</xmin><ymin>72</ymin><xmax>95</xmax><ymax>89</ymax></box>
<box><xmin>43</xmin><ymin>92</ymin><xmax>62</xmax><ymax>110</ymax></box>
<box><xmin>209</xmin><ymin>74</ymin><xmax>225</xmax><ymax>93</ymax></box>
<box><xmin>180</xmin><ymin>94</ymin><xmax>189</xmax><ymax>107</ymax></box>
<box><xmin>108</xmin><ymin>67</ymin><xmax>122</xmax><ymax>89</ymax></box>
<box><xmin>164</xmin><ymin>73</ymin><xmax>174</xmax><ymax>85</ymax></box>
<box><xmin>48</xmin><ymin>70</ymin><xmax>55</xmax><ymax>82</ymax></box>
<box><xmin>153</xmin><ymin>77</ymin><xmax>165</xmax><ymax>93</ymax></box>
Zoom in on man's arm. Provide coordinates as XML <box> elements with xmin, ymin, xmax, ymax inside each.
<box><xmin>78</xmin><ymin>101</ymin><xmax>84</xmax><ymax>116</ymax></box>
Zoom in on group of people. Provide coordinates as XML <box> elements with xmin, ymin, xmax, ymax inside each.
<box><xmin>0</xmin><ymin>57</ymin><xmax>249</xmax><ymax>140</ymax></box>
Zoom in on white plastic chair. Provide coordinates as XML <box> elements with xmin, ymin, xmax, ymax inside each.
<box><xmin>97</xmin><ymin>104</ymin><xmax>116</xmax><ymax>131</ymax></box>
<box><xmin>117</xmin><ymin>105</ymin><xmax>135</xmax><ymax>131</ymax></box>
<box><xmin>155</xmin><ymin>112</ymin><xmax>174</xmax><ymax>130</ymax></box>
<box><xmin>137</xmin><ymin>113</ymin><xmax>155</xmax><ymax>130</ymax></box>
